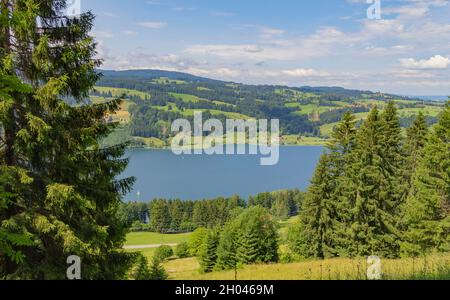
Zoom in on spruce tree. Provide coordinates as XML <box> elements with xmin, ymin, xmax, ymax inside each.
<box><xmin>401</xmin><ymin>101</ymin><xmax>450</xmax><ymax>256</ymax></box>
<box><xmin>170</xmin><ymin>199</ymin><xmax>184</xmax><ymax>231</ymax></box>
<box><xmin>289</xmin><ymin>155</ymin><xmax>337</xmax><ymax>258</ymax></box>
<box><xmin>379</xmin><ymin>101</ymin><xmax>406</xmax><ymax>210</ymax></box>
<box><xmin>198</xmin><ymin>229</ymin><xmax>220</xmax><ymax>273</ymax></box>
<box><xmin>236</xmin><ymin>227</ymin><xmax>261</xmax><ymax>264</ymax></box>
<box><xmin>290</xmin><ymin>112</ymin><xmax>357</xmax><ymax>258</ymax></box>
<box><xmin>270</xmin><ymin>195</ymin><xmax>289</xmax><ymax>219</ymax></box>
<box><xmin>215</xmin><ymin>222</ymin><xmax>238</xmax><ymax>271</ymax></box>
<box><xmin>403</xmin><ymin>113</ymin><xmax>428</xmax><ymax>200</ymax></box>
<box><xmin>0</xmin><ymin>1</ymin><xmax>135</xmax><ymax>279</ymax></box>
<box><xmin>349</xmin><ymin>106</ymin><xmax>400</xmax><ymax>257</ymax></box>
<box><xmin>404</xmin><ymin>113</ymin><xmax>428</xmax><ymax>170</ymax></box>
<box><xmin>328</xmin><ymin>112</ymin><xmax>358</xmax><ymax>256</ymax></box>
<box><xmin>236</xmin><ymin>206</ymin><xmax>278</xmax><ymax>264</ymax></box>
<box><xmin>148</xmin><ymin>256</ymin><xmax>168</xmax><ymax>280</ymax></box>
<box><xmin>128</xmin><ymin>254</ymin><xmax>152</xmax><ymax>280</ymax></box>
<box><xmin>216</xmin><ymin>206</ymin><xmax>278</xmax><ymax>270</ymax></box>
<box><xmin>150</xmin><ymin>200</ymin><xmax>171</xmax><ymax>233</ymax></box>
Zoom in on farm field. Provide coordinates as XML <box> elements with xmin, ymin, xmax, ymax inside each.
<box><xmin>94</xmin><ymin>86</ymin><xmax>151</xmax><ymax>99</ymax></box>
<box><xmin>125</xmin><ymin>232</ymin><xmax>192</xmax><ymax>246</ymax></box>
<box><xmin>320</xmin><ymin>105</ymin><xmax>443</xmax><ymax>136</ymax></box>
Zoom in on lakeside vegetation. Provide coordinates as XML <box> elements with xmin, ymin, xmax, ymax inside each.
<box><xmin>119</xmin><ymin>190</ymin><xmax>303</xmax><ymax>233</ymax></box>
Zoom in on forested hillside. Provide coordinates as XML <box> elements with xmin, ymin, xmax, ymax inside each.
<box><xmin>91</xmin><ymin>70</ymin><xmax>445</xmax><ymax>148</ymax></box>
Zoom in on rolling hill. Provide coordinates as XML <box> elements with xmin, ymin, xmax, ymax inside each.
<box><xmin>90</xmin><ymin>69</ymin><xmax>446</xmax><ymax>148</ymax></box>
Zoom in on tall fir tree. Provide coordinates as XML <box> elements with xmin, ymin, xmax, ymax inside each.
<box><xmin>216</xmin><ymin>206</ymin><xmax>278</xmax><ymax>270</ymax></box>
<box><xmin>235</xmin><ymin>207</ymin><xmax>278</xmax><ymax>264</ymax></box>
<box><xmin>127</xmin><ymin>253</ymin><xmax>152</xmax><ymax>280</ymax></box>
<box><xmin>401</xmin><ymin>101</ymin><xmax>450</xmax><ymax>256</ymax></box>
<box><xmin>403</xmin><ymin>113</ymin><xmax>428</xmax><ymax>200</ymax></box>
<box><xmin>289</xmin><ymin>155</ymin><xmax>337</xmax><ymax>258</ymax></box>
<box><xmin>0</xmin><ymin>0</ymin><xmax>135</xmax><ymax>278</ymax></box>
<box><xmin>150</xmin><ymin>200</ymin><xmax>171</xmax><ymax>233</ymax></box>
<box><xmin>198</xmin><ymin>228</ymin><xmax>220</xmax><ymax>273</ymax></box>
<box><xmin>290</xmin><ymin>112</ymin><xmax>357</xmax><ymax>258</ymax></box>
<box><xmin>348</xmin><ymin>107</ymin><xmax>400</xmax><ymax>258</ymax></box>
<box><xmin>329</xmin><ymin>112</ymin><xmax>359</xmax><ymax>256</ymax></box>
<box><xmin>215</xmin><ymin>221</ymin><xmax>238</xmax><ymax>271</ymax></box>
<box><xmin>148</xmin><ymin>256</ymin><xmax>168</xmax><ymax>280</ymax></box>
<box><xmin>379</xmin><ymin>101</ymin><xmax>406</xmax><ymax>210</ymax></box>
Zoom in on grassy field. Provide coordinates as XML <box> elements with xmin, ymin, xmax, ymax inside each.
<box><xmin>125</xmin><ymin>232</ymin><xmax>192</xmax><ymax>246</ymax></box>
<box><xmin>320</xmin><ymin>105</ymin><xmax>444</xmax><ymax>137</ymax></box>
<box><xmin>91</xmin><ymin>96</ymin><xmax>133</xmax><ymax>124</ymax></box>
<box><xmin>153</xmin><ymin>77</ymin><xmax>187</xmax><ymax>85</ymax></box>
<box><xmin>170</xmin><ymin>92</ymin><xmax>235</xmax><ymax>108</ymax></box>
<box><xmin>126</xmin><ymin>247</ymin><xmax>159</xmax><ymax>262</ymax></box>
<box><xmin>288</xmin><ymin>103</ymin><xmax>339</xmax><ymax>116</ymax></box>
<box><xmin>126</xmin><ymin>219</ymin><xmax>449</xmax><ymax>280</ymax></box>
<box><xmin>94</xmin><ymin>86</ymin><xmax>151</xmax><ymax>99</ymax></box>
<box><xmin>281</xmin><ymin>135</ymin><xmax>328</xmax><ymax>146</ymax></box>
<box><xmin>161</xmin><ymin>254</ymin><xmax>450</xmax><ymax>280</ymax></box>
<box><xmin>132</xmin><ymin>136</ymin><xmax>167</xmax><ymax>148</ymax></box>
<box><xmin>278</xmin><ymin>216</ymin><xmax>300</xmax><ymax>242</ymax></box>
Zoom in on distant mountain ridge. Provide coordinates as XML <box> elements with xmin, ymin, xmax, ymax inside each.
<box><xmin>98</xmin><ymin>69</ymin><xmax>222</xmax><ymax>84</ymax></box>
<box><xmin>97</xmin><ymin>69</ymin><xmax>416</xmax><ymax>101</ymax></box>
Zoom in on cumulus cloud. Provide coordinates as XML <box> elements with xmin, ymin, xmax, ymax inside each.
<box><xmin>282</xmin><ymin>68</ymin><xmax>330</xmax><ymax>77</ymax></box>
<box><xmin>91</xmin><ymin>30</ymin><xmax>114</xmax><ymax>38</ymax></box>
<box><xmin>96</xmin><ymin>0</ymin><xmax>450</xmax><ymax>94</ymax></box>
<box><xmin>122</xmin><ymin>30</ymin><xmax>139</xmax><ymax>36</ymax></box>
<box><xmin>400</xmin><ymin>55</ymin><xmax>450</xmax><ymax>69</ymax></box>
<box><xmin>259</xmin><ymin>27</ymin><xmax>285</xmax><ymax>39</ymax></box>
<box><xmin>137</xmin><ymin>21</ymin><xmax>167</xmax><ymax>29</ymax></box>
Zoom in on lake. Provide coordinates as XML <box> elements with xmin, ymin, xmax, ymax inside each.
<box><xmin>121</xmin><ymin>146</ymin><xmax>324</xmax><ymax>201</ymax></box>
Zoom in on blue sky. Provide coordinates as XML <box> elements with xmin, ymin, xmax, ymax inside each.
<box><xmin>83</xmin><ymin>0</ymin><xmax>450</xmax><ymax>95</ymax></box>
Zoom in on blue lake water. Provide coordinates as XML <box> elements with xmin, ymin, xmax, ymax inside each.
<box><xmin>121</xmin><ymin>146</ymin><xmax>324</xmax><ymax>202</ymax></box>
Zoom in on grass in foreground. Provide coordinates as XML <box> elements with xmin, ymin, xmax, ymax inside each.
<box><xmin>162</xmin><ymin>254</ymin><xmax>450</xmax><ymax>280</ymax></box>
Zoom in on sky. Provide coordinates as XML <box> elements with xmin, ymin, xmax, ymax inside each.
<box><xmin>82</xmin><ymin>0</ymin><xmax>450</xmax><ymax>95</ymax></box>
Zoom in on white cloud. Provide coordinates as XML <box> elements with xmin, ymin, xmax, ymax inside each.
<box><xmin>123</xmin><ymin>30</ymin><xmax>138</xmax><ymax>36</ymax></box>
<box><xmin>282</xmin><ymin>68</ymin><xmax>330</xmax><ymax>77</ymax></box>
<box><xmin>400</xmin><ymin>55</ymin><xmax>450</xmax><ymax>69</ymax></box>
<box><xmin>96</xmin><ymin>0</ymin><xmax>450</xmax><ymax>94</ymax></box>
<box><xmin>383</xmin><ymin>0</ymin><xmax>448</xmax><ymax>19</ymax></box>
<box><xmin>137</xmin><ymin>22</ymin><xmax>167</xmax><ymax>29</ymax></box>
<box><xmin>91</xmin><ymin>30</ymin><xmax>114</xmax><ymax>38</ymax></box>
<box><xmin>259</xmin><ymin>27</ymin><xmax>285</xmax><ymax>39</ymax></box>
<box><xmin>183</xmin><ymin>26</ymin><xmax>355</xmax><ymax>61</ymax></box>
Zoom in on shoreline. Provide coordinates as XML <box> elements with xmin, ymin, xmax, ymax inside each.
<box><xmin>126</xmin><ymin>143</ymin><xmax>327</xmax><ymax>151</ymax></box>
<box><xmin>125</xmin><ymin>137</ymin><xmax>329</xmax><ymax>151</ymax></box>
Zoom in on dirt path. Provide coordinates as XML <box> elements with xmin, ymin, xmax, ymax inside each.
<box><xmin>123</xmin><ymin>243</ymin><xmax>178</xmax><ymax>250</ymax></box>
